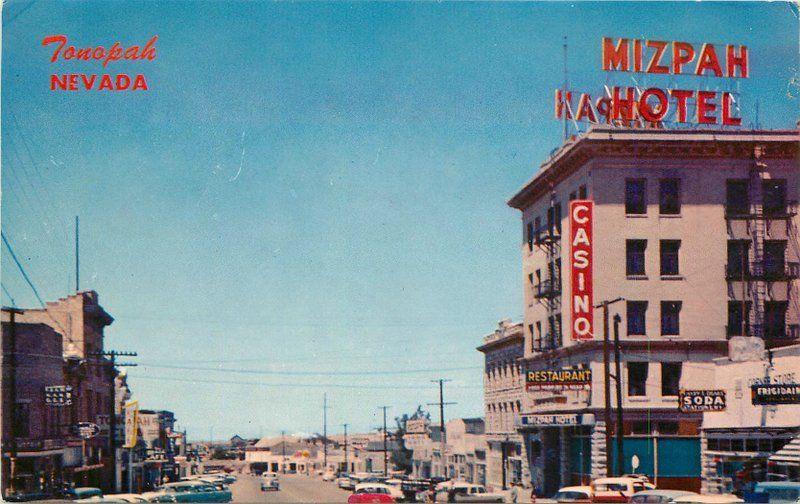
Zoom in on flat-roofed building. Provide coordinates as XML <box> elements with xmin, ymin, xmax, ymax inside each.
<box><xmin>507</xmin><ymin>127</ymin><xmax>799</xmax><ymax>495</ymax></box>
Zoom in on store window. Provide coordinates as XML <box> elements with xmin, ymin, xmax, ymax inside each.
<box><xmin>627</xmin><ymin>362</ymin><xmax>649</xmax><ymax>397</ymax></box>
<box><xmin>626</xmin><ymin>178</ymin><xmax>647</xmax><ymax>214</ymax></box>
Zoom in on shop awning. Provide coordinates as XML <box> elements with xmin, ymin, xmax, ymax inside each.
<box><xmin>769</xmin><ymin>436</ymin><xmax>800</xmax><ymax>466</ymax></box>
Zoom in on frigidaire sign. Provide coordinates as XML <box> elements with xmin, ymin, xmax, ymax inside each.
<box><xmin>556</xmin><ymin>38</ymin><xmax>748</xmax><ymax>126</ymax></box>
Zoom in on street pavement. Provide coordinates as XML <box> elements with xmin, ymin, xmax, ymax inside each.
<box><xmin>230</xmin><ymin>473</ymin><xmax>351</xmax><ymax>503</ymax></box>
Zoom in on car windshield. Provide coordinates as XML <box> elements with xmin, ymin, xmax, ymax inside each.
<box><xmin>555</xmin><ymin>491</ymin><xmax>590</xmax><ymax>500</ymax></box>
<box><xmin>596</xmin><ymin>484</ymin><xmax>627</xmax><ymax>491</ymax></box>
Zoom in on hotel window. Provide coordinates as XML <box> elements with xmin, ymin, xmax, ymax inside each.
<box><xmin>535</xmin><ymin>321</ymin><xmax>542</xmax><ymax>351</ymax></box>
<box><xmin>764</xmin><ymin>241</ymin><xmax>786</xmax><ymax>279</ymax></box>
<box><xmin>661</xmin><ymin>362</ymin><xmax>682</xmax><ymax>396</ymax></box>
<box><xmin>659</xmin><ymin>178</ymin><xmax>681</xmax><ymax>214</ymax></box>
<box><xmin>661</xmin><ymin>301</ymin><xmax>682</xmax><ymax>336</ymax></box>
<box><xmin>625</xmin><ymin>178</ymin><xmax>647</xmax><ymax>214</ymax></box>
<box><xmin>526</xmin><ymin>222</ymin><xmax>534</xmax><ymax>250</ymax></box>
<box><xmin>569</xmin><ymin>191</ymin><xmax>576</xmax><ymax>201</ymax></box>
<box><xmin>762</xmin><ymin>179</ymin><xmax>786</xmax><ymax>217</ymax></box>
<box><xmin>627</xmin><ymin>301</ymin><xmax>647</xmax><ymax>335</ymax></box>
<box><xmin>534</xmin><ymin>216</ymin><xmax>541</xmax><ymax>243</ymax></box>
<box><xmin>626</xmin><ymin>239</ymin><xmax>647</xmax><ymax>276</ymax></box>
<box><xmin>528</xmin><ymin>272</ymin><xmax>534</xmax><ymax>285</ymax></box>
<box><xmin>727</xmin><ymin>301</ymin><xmax>751</xmax><ymax>336</ymax></box>
<box><xmin>727</xmin><ymin>240</ymin><xmax>750</xmax><ymax>278</ymax></box>
<box><xmin>627</xmin><ymin>362</ymin><xmax>649</xmax><ymax>397</ymax></box>
<box><xmin>660</xmin><ymin>240</ymin><xmax>681</xmax><ymax>276</ymax></box>
<box><xmin>726</xmin><ymin>179</ymin><xmax>749</xmax><ymax>216</ymax></box>
<box><xmin>765</xmin><ymin>301</ymin><xmax>788</xmax><ymax>338</ymax></box>
<box><xmin>579</xmin><ymin>185</ymin><xmax>587</xmax><ymax>199</ymax></box>
<box><xmin>555</xmin><ymin>313</ymin><xmax>562</xmax><ymax>347</ymax></box>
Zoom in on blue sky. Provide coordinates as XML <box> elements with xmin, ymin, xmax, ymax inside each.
<box><xmin>2</xmin><ymin>1</ymin><xmax>798</xmax><ymax>440</ymax></box>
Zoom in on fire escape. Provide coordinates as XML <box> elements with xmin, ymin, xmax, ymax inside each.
<box><xmin>726</xmin><ymin>145</ymin><xmax>799</xmax><ymax>348</ymax></box>
<box><xmin>533</xmin><ymin>194</ymin><xmax>562</xmax><ymax>352</ymax></box>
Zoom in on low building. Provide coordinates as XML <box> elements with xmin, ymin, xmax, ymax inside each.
<box><xmin>701</xmin><ymin>342</ymin><xmax>800</xmax><ymax>494</ymax></box>
<box><xmin>477</xmin><ymin>319</ymin><xmax>529</xmax><ymax>490</ymax></box>
<box><xmin>444</xmin><ymin>418</ymin><xmax>487</xmax><ymax>485</ymax></box>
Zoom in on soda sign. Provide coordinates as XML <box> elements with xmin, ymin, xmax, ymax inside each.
<box><xmin>679</xmin><ymin>390</ymin><xmax>726</xmax><ymax>412</ymax></box>
<box><xmin>570</xmin><ymin>200</ymin><xmax>593</xmax><ymax>340</ymax></box>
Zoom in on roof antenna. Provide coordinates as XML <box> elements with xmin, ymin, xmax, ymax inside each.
<box><xmin>563</xmin><ymin>35</ymin><xmax>569</xmax><ymax>142</ymax></box>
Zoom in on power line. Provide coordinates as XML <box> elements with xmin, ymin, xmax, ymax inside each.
<box><xmin>127</xmin><ymin>374</ymin><xmax>481</xmax><ymax>391</ymax></box>
<box><xmin>136</xmin><ymin>362</ymin><xmax>481</xmax><ymax>377</ymax></box>
<box><xmin>2</xmin><ymin>231</ymin><xmax>46</xmax><ymax>307</ymax></box>
<box><xmin>1</xmin><ymin>283</ymin><xmax>17</xmax><ymax>307</ymax></box>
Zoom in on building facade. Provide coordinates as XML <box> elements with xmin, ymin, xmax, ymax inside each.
<box><xmin>507</xmin><ymin>128</ymin><xmax>799</xmax><ymax>495</ymax></box>
<box><xmin>477</xmin><ymin>319</ymin><xmax>529</xmax><ymax>490</ymax></box>
<box><xmin>701</xmin><ymin>343</ymin><xmax>800</xmax><ymax>494</ymax></box>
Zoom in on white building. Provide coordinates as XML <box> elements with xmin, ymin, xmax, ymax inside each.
<box><xmin>477</xmin><ymin>319</ymin><xmax>529</xmax><ymax>490</ymax></box>
<box><xmin>701</xmin><ymin>343</ymin><xmax>800</xmax><ymax>494</ymax></box>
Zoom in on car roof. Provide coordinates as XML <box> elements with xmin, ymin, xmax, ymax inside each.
<box><xmin>633</xmin><ymin>490</ymin><xmax>697</xmax><ymax>497</ymax></box>
<box><xmin>755</xmin><ymin>481</ymin><xmax>800</xmax><ymax>488</ymax></box>
<box><xmin>672</xmin><ymin>494</ymin><xmax>743</xmax><ymax>503</ymax></box>
<box><xmin>558</xmin><ymin>486</ymin><xmax>592</xmax><ymax>493</ymax></box>
<box><xmin>593</xmin><ymin>478</ymin><xmax>638</xmax><ymax>483</ymax></box>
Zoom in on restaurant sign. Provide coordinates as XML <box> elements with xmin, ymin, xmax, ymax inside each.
<box><xmin>751</xmin><ymin>383</ymin><xmax>800</xmax><ymax>405</ymax></box>
<box><xmin>570</xmin><ymin>200</ymin><xmax>593</xmax><ymax>340</ymax></box>
<box><xmin>679</xmin><ymin>389</ymin><xmax>726</xmax><ymax>412</ymax></box>
<box><xmin>556</xmin><ymin>38</ymin><xmax>748</xmax><ymax>127</ymax></box>
<box><xmin>526</xmin><ymin>368</ymin><xmax>592</xmax><ymax>391</ymax></box>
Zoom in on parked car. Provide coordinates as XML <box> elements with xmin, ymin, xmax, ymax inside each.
<box><xmin>143</xmin><ymin>481</ymin><xmax>232</xmax><ymax>503</ymax></box>
<box><xmin>261</xmin><ymin>476</ymin><xmax>280</xmax><ymax>492</ymax></box>
<box><xmin>67</xmin><ymin>488</ymin><xmax>104</xmax><ymax>501</ymax></box>
<box><xmin>551</xmin><ymin>486</ymin><xmax>594</xmax><ymax>503</ymax></box>
<box><xmin>339</xmin><ymin>475</ymin><xmax>356</xmax><ymax>490</ymax></box>
<box><xmin>753</xmin><ymin>481</ymin><xmax>800</xmax><ymax>504</ymax></box>
<box><xmin>435</xmin><ymin>483</ymin><xmax>505</xmax><ymax>503</ymax></box>
<box><xmin>323</xmin><ymin>471</ymin><xmax>337</xmax><ymax>482</ymax></box>
<box><xmin>630</xmin><ymin>490</ymin><xmax>699</xmax><ymax>504</ymax></box>
<box><xmin>101</xmin><ymin>494</ymin><xmax>150</xmax><ymax>503</ymax></box>
<box><xmin>671</xmin><ymin>495</ymin><xmax>743</xmax><ymax>504</ymax></box>
<box><xmin>355</xmin><ymin>483</ymin><xmax>405</xmax><ymax>502</ymax></box>
<box><xmin>348</xmin><ymin>485</ymin><xmax>396</xmax><ymax>503</ymax></box>
<box><xmin>591</xmin><ymin>478</ymin><xmax>651</xmax><ymax>503</ymax></box>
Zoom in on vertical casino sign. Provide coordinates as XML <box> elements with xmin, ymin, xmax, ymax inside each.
<box><xmin>570</xmin><ymin>201</ymin><xmax>594</xmax><ymax>340</ymax></box>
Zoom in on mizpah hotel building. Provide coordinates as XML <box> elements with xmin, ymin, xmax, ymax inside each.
<box><xmin>507</xmin><ymin>127</ymin><xmax>799</xmax><ymax>494</ymax></box>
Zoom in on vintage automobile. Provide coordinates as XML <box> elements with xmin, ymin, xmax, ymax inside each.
<box><xmin>355</xmin><ymin>483</ymin><xmax>405</xmax><ymax>502</ymax></box>
<box><xmin>348</xmin><ymin>485</ymin><xmax>396</xmax><ymax>504</ymax></box>
<box><xmin>591</xmin><ymin>478</ymin><xmax>651</xmax><ymax>503</ymax></box>
<box><xmin>752</xmin><ymin>481</ymin><xmax>800</xmax><ymax>504</ymax></box>
<box><xmin>671</xmin><ymin>495</ymin><xmax>743</xmax><ymax>504</ymax></box>
<box><xmin>630</xmin><ymin>490</ymin><xmax>699</xmax><ymax>504</ymax></box>
<box><xmin>548</xmin><ymin>486</ymin><xmax>594</xmax><ymax>503</ymax></box>
<box><xmin>261</xmin><ymin>475</ymin><xmax>280</xmax><ymax>492</ymax></box>
<box><xmin>142</xmin><ymin>481</ymin><xmax>232</xmax><ymax>503</ymax></box>
<box><xmin>435</xmin><ymin>483</ymin><xmax>505</xmax><ymax>503</ymax></box>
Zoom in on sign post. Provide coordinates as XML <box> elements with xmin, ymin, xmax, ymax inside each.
<box><xmin>123</xmin><ymin>401</ymin><xmax>139</xmax><ymax>493</ymax></box>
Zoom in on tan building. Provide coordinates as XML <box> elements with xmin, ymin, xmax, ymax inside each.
<box><xmin>508</xmin><ymin>127</ymin><xmax>799</xmax><ymax>495</ymax></box>
<box><xmin>477</xmin><ymin>319</ymin><xmax>529</xmax><ymax>490</ymax></box>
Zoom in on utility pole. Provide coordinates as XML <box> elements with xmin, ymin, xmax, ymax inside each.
<box><xmin>323</xmin><ymin>394</ymin><xmax>329</xmax><ymax>471</ymax></box>
<box><xmin>343</xmin><ymin>423</ymin><xmax>349</xmax><ymax>474</ymax></box>
<box><xmin>378</xmin><ymin>406</ymin><xmax>390</xmax><ymax>476</ymax></box>
<box><xmin>90</xmin><ymin>349</ymin><xmax>137</xmax><ymax>492</ymax></box>
<box><xmin>427</xmin><ymin>379</ymin><xmax>455</xmax><ymax>479</ymax></box>
<box><xmin>75</xmin><ymin>216</ymin><xmax>80</xmax><ymax>292</ymax></box>
<box><xmin>281</xmin><ymin>430</ymin><xmax>287</xmax><ymax>474</ymax></box>
<box><xmin>596</xmin><ymin>297</ymin><xmax>623</xmax><ymax>477</ymax></box>
<box><xmin>613</xmin><ymin>314</ymin><xmax>624</xmax><ymax>476</ymax></box>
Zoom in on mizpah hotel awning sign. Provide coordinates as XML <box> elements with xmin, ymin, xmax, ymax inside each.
<box><xmin>555</xmin><ymin>38</ymin><xmax>749</xmax><ymax>127</ymax></box>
